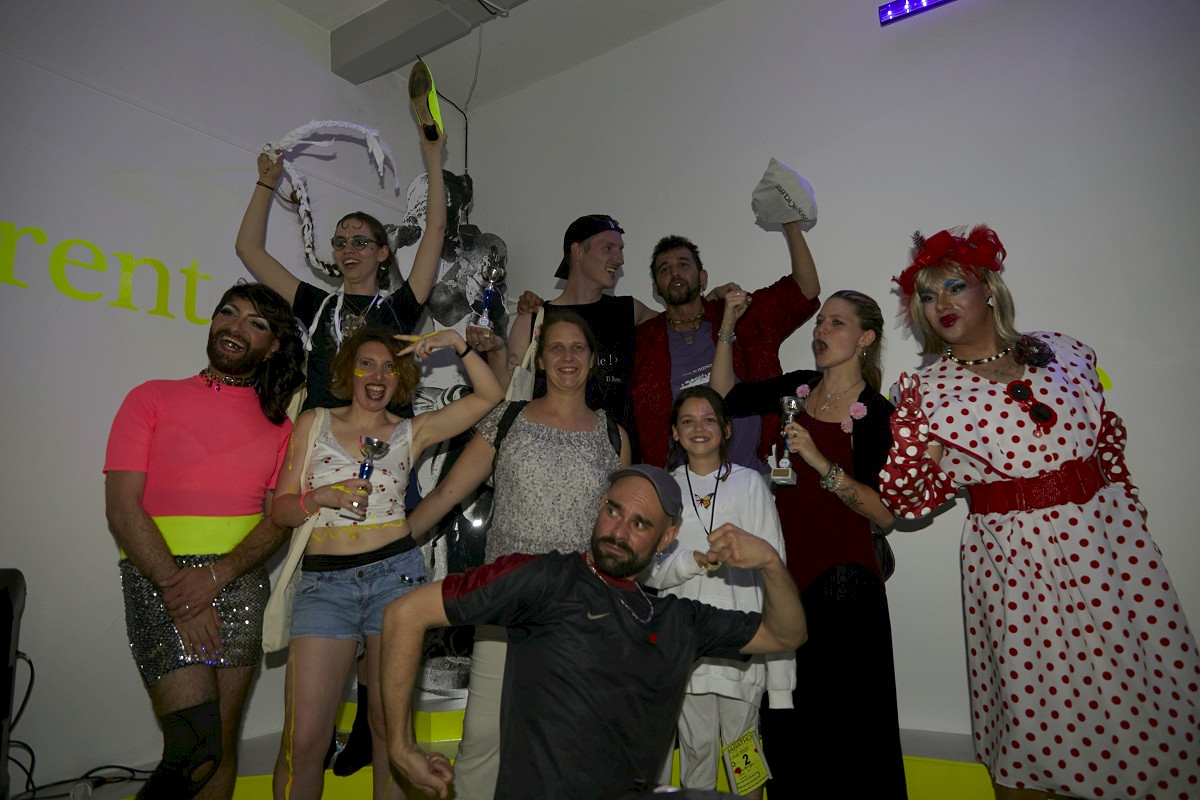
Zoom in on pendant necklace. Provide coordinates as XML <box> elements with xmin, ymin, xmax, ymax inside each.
<box><xmin>584</xmin><ymin>551</ymin><xmax>654</xmax><ymax>624</ymax></box>
<box><xmin>812</xmin><ymin>378</ymin><xmax>862</xmax><ymax>415</ymax></box>
<box><xmin>685</xmin><ymin>464</ymin><xmax>726</xmax><ymax>573</ymax></box>
<box><xmin>667</xmin><ymin>311</ymin><xmax>704</xmax><ymax>346</ymax></box>
<box><xmin>684</xmin><ymin>464</ymin><xmax>723</xmax><ymax>535</ymax></box>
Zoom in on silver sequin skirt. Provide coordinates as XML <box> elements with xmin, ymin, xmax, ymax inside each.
<box><xmin>119</xmin><ymin>555</ymin><xmax>269</xmax><ymax>687</ymax></box>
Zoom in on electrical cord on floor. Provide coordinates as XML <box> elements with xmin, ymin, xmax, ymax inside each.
<box><xmin>6</xmin><ymin>651</ymin><xmax>151</xmax><ymax>800</ymax></box>
<box><xmin>8</xmin><ymin>740</ymin><xmax>35</xmax><ymax>798</ymax></box>
<box><xmin>11</xmin><ymin>764</ymin><xmax>152</xmax><ymax>800</ymax></box>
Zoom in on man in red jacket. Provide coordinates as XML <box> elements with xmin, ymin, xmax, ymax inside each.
<box><xmin>632</xmin><ymin>160</ymin><xmax>823</xmax><ymax>469</ymax></box>
<box><xmin>633</xmin><ymin>227</ymin><xmax>820</xmax><ymax>470</ymax></box>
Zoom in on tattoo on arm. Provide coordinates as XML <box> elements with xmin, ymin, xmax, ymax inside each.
<box><xmin>835</xmin><ymin>481</ymin><xmax>866</xmax><ymax>517</ymax></box>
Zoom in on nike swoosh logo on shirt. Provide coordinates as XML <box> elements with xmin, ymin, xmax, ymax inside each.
<box><xmin>587</xmin><ymin>611</ymin><xmax>610</xmax><ymax>620</ymax></box>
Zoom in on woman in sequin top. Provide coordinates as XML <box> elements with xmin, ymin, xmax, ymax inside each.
<box><xmin>267</xmin><ymin>324</ymin><xmax>502</xmax><ymax>800</ymax></box>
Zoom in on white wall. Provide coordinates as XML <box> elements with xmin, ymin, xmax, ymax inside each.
<box><xmin>465</xmin><ymin>0</ymin><xmax>1200</xmax><ymax>738</ymax></box>
<box><xmin>0</xmin><ymin>0</ymin><xmax>459</xmax><ymax>780</ymax></box>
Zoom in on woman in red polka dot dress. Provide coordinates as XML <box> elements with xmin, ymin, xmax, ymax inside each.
<box><xmin>879</xmin><ymin>225</ymin><xmax>1200</xmax><ymax>800</ymax></box>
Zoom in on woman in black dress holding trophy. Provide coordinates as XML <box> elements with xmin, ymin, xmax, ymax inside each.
<box><xmin>711</xmin><ymin>290</ymin><xmax>907</xmax><ymax>799</ymax></box>
<box><xmin>267</xmin><ymin>325</ymin><xmax>502</xmax><ymax>800</ymax></box>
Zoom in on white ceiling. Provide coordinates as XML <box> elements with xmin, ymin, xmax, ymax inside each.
<box><xmin>274</xmin><ymin>0</ymin><xmax>727</xmax><ymax>111</ymax></box>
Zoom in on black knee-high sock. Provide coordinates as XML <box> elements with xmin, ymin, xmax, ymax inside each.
<box><xmin>332</xmin><ymin>683</ymin><xmax>372</xmax><ymax>776</ymax></box>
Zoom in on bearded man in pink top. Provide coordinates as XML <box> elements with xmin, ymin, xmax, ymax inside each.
<box><xmin>104</xmin><ymin>282</ymin><xmax>304</xmax><ymax>800</ymax></box>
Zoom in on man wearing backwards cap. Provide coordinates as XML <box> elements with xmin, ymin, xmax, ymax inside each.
<box><xmin>487</xmin><ymin>215</ymin><xmax>659</xmax><ymax>452</ymax></box>
<box><xmin>382</xmin><ymin>464</ymin><xmax>806</xmax><ymax>800</ymax></box>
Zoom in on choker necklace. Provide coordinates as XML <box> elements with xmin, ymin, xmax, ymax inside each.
<box><xmin>584</xmin><ymin>551</ymin><xmax>654</xmax><ymax>624</ymax></box>
<box><xmin>667</xmin><ymin>311</ymin><xmax>704</xmax><ymax>346</ymax></box>
<box><xmin>945</xmin><ymin>346</ymin><xmax>1011</xmax><ymax>366</ymax></box>
<box><xmin>199</xmin><ymin>367</ymin><xmax>257</xmax><ymax>390</ymax></box>
<box><xmin>666</xmin><ymin>310</ymin><xmax>704</xmax><ymax>328</ymax></box>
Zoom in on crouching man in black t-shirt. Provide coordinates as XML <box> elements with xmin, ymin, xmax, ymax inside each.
<box><xmin>380</xmin><ymin>464</ymin><xmax>807</xmax><ymax>800</ymax></box>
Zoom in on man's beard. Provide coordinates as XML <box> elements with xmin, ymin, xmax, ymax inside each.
<box><xmin>590</xmin><ymin>535</ymin><xmax>654</xmax><ymax>579</ymax></box>
<box><xmin>663</xmin><ymin>278</ymin><xmax>701</xmax><ymax>307</ymax></box>
<box><xmin>207</xmin><ymin>330</ymin><xmax>271</xmax><ymax>377</ymax></box>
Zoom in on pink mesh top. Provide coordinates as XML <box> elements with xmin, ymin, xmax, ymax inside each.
<box><xmin>104</xmin><ymin>376</ymin><xmax>292</xmax><ymax>517</ymax></box>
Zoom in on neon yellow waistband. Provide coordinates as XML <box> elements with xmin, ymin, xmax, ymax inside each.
<box><xmin>119</xmin><ymin>514</ymin><xmax>263</xmax><ymax>558</ymax></box>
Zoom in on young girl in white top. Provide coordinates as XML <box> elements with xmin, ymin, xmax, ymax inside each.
<box><xmin>642</xmin><ymin>386</ymin><xmax>794</xmax><ymax>798</ymax></box>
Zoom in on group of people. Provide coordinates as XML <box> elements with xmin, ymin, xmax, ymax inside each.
<box><xmin>102</xmin><ymin>111</ymin><xmax>1198</xmax><ymax>800</ymax></box>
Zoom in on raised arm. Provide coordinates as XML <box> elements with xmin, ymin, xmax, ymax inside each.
<box><xmin>710</xmin><ymin>292</ymin><xmax>750</xmax><ymax>395</ymax></box>
<box><xmin>381</xmin><ymin>582</ymin><xmax>455</xmax><ymax>798</ymax></box>
<box><xmin>406</xmin><ymin>432</ymin><xmax>496</xmax><ymax>542</ymax></box>
<box><xmin>405</xmin><ymin>130</ymin><xmax>448</xmax><ymax>304</ymax></box>
<box><xmin>401</xmin><ymin>330</ymin><xmax>504</xmax><ymax>454</ymax></box>
<box><xmin>234</xmin><ymin>152</ymin><xmax>301</xmax><ymax>305</ymax></box>
<box><xmin>705</xmin><ymin>523</ymin><xmax>807</xmax><ymax>654</ymax></box>
<box><xmin>782</xmin><ymin>221</ymin><xmax>819</xmax><ymax>299</ymax></box>
<box><xmin>499</xmin><ymin>307</ymin><xmax>535</xmax><ymax>387</ymax></box>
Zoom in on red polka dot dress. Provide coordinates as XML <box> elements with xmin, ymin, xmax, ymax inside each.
<box><xmin>915</xmin><ymin>332</ymin><xmax>1199</xmax><ymax>798</ymax></box>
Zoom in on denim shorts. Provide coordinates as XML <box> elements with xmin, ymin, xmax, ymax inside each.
<box><xmin>289</xmin><ymin>547</ymin><xmax>427</xmax><ymax>643</ymax></box>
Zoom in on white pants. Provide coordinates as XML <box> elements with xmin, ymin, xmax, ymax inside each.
<box><xmin>451</xmin><ymin>626</ymin><xmax>507</xmax><ymax>800</ymax></box>
<box><xmin>659</xmin><ymin>693</ymin><xmax>759</xmax><ymax>790</ymax></box>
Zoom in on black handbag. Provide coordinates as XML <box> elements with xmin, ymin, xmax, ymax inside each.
<box><xmin>871</xmin><ymin>524</ymin><xmax>895</xmax><ymax>581</ymax></box>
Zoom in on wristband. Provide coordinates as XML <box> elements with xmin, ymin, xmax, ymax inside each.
<box><xmin>256</xmin><ymin>180</ymin><xmax>275</xmax><ymax>191</ymax></box>
<box><xmin>717</xmin><ymin>329</ymin><xmax>736</xmax><ymax>345</ymax></box>
<box><xmin>457</xmin><ymin>342</ymin><xmax>475</xmax><ymax>359</ymax></box>
<box><xmin>299</xmin><ymin>489</ymin><xmax>318</xmax><ymax>516</ymax></box>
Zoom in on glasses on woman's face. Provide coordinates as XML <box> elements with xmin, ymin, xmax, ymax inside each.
<box><xmin>331</xmin><ymin>235</ymin><xmax>380</xmax><ymax>251</ymax></box>
<box><xmin>1006</xmin><ymin>379</ymin><xmax>1057</xmax><ymax>436</ymax></box>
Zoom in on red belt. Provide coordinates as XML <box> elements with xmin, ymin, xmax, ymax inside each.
<box><xmin>967</xmin><ymin>457</ymin><xmax>1105</xmax><ymax>515</ymax></box>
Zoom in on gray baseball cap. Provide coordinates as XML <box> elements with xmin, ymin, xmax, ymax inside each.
<box><xmin>608</xmin><ymin>465</ymin><xmax>683</xmax><ymax>527</ymax></box>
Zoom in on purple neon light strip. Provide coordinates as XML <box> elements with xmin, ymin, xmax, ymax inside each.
<box><xmin>878</xmin><ymin>0</ymin><xmax>958</xmax><ymax>27</ymax></box>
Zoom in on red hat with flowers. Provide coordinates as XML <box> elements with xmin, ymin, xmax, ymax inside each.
<box><xmin>893</xmin><ymin>224</ymin><xmax>1007</xmax><ymax>300</ymax></box>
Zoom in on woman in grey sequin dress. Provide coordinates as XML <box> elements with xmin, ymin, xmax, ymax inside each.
<box><xmin>400</xmin><ymin>310</ymin><xmax>631</xmax><ymax>799</ymax></box>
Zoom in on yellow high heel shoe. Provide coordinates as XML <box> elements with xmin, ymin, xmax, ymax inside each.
<box><xmin>408</xmin><ymin>59</ymin><xmax>444</xmax><ymax>142</ymax></box>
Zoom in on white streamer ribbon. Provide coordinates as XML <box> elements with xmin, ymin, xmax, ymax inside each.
<box><xmin>262</xmin><ymin>120</ymin><xmax>399</xmax><ymax>276</ymax></box>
